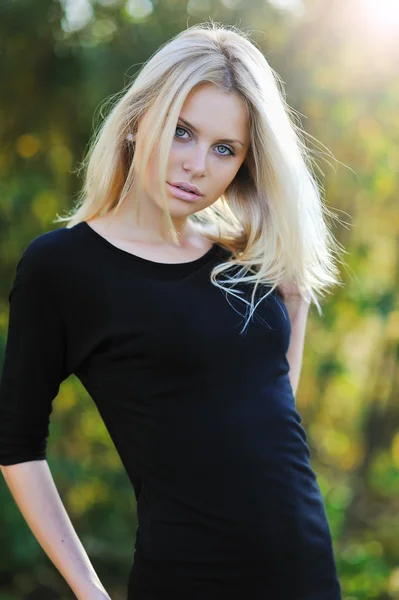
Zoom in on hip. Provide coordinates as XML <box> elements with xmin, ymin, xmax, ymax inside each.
<box><xmin>126</xmin><ymin>551</ymin><xmax>342</xmax><ymax>600</ymax></box>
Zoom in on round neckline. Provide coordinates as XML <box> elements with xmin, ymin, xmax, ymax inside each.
<box><xmin>79</xmin><ymin>220</ymin><xmax>220</xmax><ymax>269</ymax></box>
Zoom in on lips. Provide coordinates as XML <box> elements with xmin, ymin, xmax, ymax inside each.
<box><xmin>168</xmin><ymin>181</ymin><xmax>203</xmax><ymax>196</ymax></box>
<box><xmin>166</xmin><ymin>182</ymin><xmax>202</xmax><ymax>202</ymax></box>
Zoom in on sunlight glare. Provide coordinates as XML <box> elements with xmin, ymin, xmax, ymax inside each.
<box><xmin>363</xmin><ymin>0</ymin><xmax>399</xmax><ymax>30</ymax></box>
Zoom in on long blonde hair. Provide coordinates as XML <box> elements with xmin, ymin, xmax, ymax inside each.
<box><xmin>54</xmin><ymin>21</ymin><xmax>345</xmax><ymax>334</ymax></box>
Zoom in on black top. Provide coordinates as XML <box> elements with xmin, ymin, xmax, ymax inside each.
<box><xmin>0</xmin><ymin>222</ymin><xmax>341</xmax><ymax>596</ymax></box>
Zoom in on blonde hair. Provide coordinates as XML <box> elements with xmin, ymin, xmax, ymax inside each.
<box><xmin>54</xmin><ymin>21</ymin><xmax>346</xmax><ymax>334</ymax></box>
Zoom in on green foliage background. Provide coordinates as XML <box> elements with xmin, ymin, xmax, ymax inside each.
<box><xmin>0</xmin><ymin>0</ymin><xmax>398</xmax><ymax>598</ymax></box>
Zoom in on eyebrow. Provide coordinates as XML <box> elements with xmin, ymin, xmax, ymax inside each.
<box><xmin>178</xmin><ymin>117</ymin><xmax>245</xmax><ymax>147</ymax></box>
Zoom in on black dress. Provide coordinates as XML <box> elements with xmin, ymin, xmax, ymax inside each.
<box><xmin>0</xmin><ymin>221</ymin><xmax>342</xmax><ymax>599</ymax></box>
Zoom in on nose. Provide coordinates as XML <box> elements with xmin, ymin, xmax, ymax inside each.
<box><xmin>183</xmin><ymin>145</ymin><xmax>207</xmax><ymax>176</ymax></box>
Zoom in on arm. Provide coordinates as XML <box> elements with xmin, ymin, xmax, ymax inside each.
<box><xmin>0</xmin><ymin>239</ymin><xmax>109</xmax><ymax>599</ymax></box>
<box><xmin>284</xmin><ymin>297</ymin><xmax>310</xmax><ymax>397</ymax></box>
<box><xmin>1</xmin><ymin>460</ymin><xmax>111</xmax><ymax>600</ymax></box>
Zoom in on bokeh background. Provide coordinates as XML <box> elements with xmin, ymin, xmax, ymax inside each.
<box><xmin>0</xmin><ymin>0</ymin><xmax>398</xmax><ymax>598</ymax></box>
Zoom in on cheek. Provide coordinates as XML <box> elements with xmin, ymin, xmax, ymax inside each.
<box><xmin>213</xmin><ymin>162</ymin><xmax>242</xmax><ymax>191</ymax></box>
<box><xmin>167</xmin><ymin>146</ymin><xmax>242</xmax><ymax>194</ymax></box>
<box><xmin>149</xmin><ymin>145</ymin><xmax>177</xmax><ymax>183</ymax></box>
<box><xmin>167</xmin><ymin>145</ymin><xmax>184</xmax><ymax>169</ymax></box>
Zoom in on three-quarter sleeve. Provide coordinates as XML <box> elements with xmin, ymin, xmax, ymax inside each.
<box><xmin>0</xmin><ymin>242</ymin><xmax>68</xmax><ymax>466</ymax></box>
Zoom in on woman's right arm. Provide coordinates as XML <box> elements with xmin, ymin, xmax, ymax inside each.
<box><xmin>1</xmin><ymin>460</ymin><xmax>110</xmax><ymax>599</ymax></box>
<box><xmin>0</xmin><ymin>238</ymin><xmax>110</xmax><ymax>599</ymax></box>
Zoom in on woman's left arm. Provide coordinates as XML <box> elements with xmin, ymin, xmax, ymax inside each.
<box><xmin>285</xmin><ymin>298</ymin><xmax>310</xmax><ymax>396</ymax></box>
<box><xmin>278</xmin><ymin>281</ymin><xmax>311</xmax><ymax>397</ymax></box>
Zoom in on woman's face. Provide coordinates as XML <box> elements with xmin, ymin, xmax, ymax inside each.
<box><xmin>144</xmin><ymin>82</ymin><xmax>250</xmax><ymax>219</ymax></box>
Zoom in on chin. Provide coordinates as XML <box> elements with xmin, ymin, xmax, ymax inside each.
<box><xmin>168</xmin><ymin>199</ymin><xmax>197</xmax><ymax>214</ymax></box>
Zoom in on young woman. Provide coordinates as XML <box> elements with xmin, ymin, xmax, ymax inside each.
<box><xmin>0</xmin><ymin>22</ymin><xmax>344</xmax><ymax>600</ymax></box>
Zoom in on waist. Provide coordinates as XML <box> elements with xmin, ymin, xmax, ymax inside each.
<box><xmin>134</xmin><ymin>480</ymin><xmax>333</xmax><ymax>564</ymax></box>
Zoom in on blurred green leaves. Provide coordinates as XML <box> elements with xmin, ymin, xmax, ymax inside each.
<box><xmin>0</xmin><ymin>1</ymin><xmax>398</xmax><ymax>598</ymax></box>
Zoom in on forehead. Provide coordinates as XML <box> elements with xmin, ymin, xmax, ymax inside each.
<box><xmin>180</xmin><ymin>83</ymin><xmax>249</xmax><ymax>141</ymax></box>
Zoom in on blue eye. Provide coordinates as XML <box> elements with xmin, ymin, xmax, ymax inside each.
<box><xmin>175</xmin><ymin>127</ymin><xmax>188</xmax><ymax>138</ymax></box>
<box><xmin>215</xmin><ymin>145</ymin><xmax>234</xmax><ymax>157</ymax></box>
<box><xmin>174</xmin><ymin>126</ymin><xmax>235</xmax><ymax>157</ymax></box>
